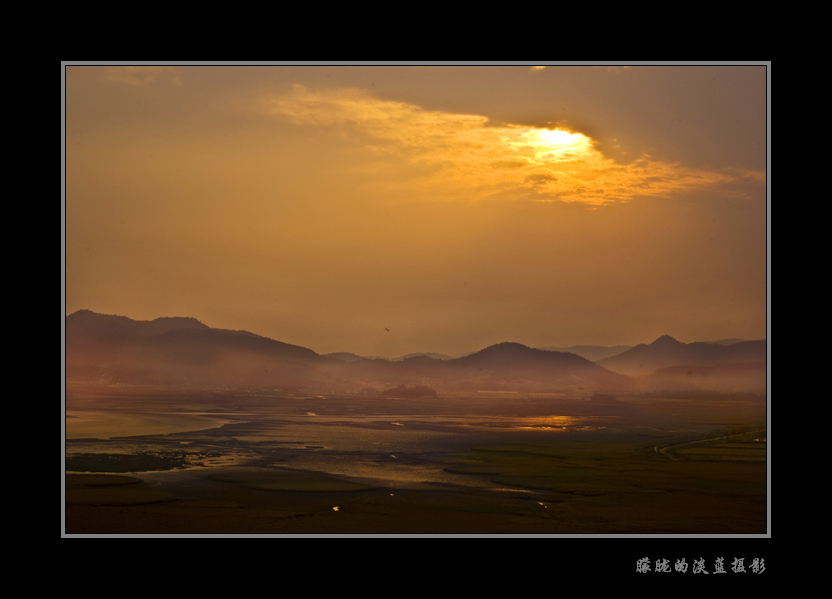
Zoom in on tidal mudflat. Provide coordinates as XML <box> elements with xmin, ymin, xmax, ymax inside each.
<box><xmin>64</xmin><ymin>387</ymin><xmax>767</xmax><ymax>535</ymax></box>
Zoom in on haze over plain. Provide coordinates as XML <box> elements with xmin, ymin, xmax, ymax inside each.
<box><xmin>63</xmin><ymin>63</ymin><xmax>768</xmax><ymax>358</ymax></box>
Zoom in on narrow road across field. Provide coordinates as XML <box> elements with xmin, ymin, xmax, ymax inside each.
<box><xmin>655</xmin><ymin>428</ymin><xmax>766</xmax><ymax>460</ymax></box>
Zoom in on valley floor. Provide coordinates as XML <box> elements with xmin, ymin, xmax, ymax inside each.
<box><xmin>63</xmin><ymin>388</ymin><xmax>768</xmax><ymax>536</ymax></box>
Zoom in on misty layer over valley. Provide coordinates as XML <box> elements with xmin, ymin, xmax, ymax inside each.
<box><xmin>65</xmin><ymin>310</ymin><xmax>766</xmax><ymax>397</ymax></box>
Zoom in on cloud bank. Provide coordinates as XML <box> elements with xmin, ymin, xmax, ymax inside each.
<box><xmin>259</xmin><ymin>85</ymin><xmax>761</xmax><ymax>206</ymax></box>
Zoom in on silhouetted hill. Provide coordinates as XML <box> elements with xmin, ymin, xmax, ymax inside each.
<box><xmin>335</xmin><ymin>344</ymin><xmax>631</xmax><ymax>394</ymax></box>
<box><xmin>323</xmin><ymin>351</ymin><xmax>454</xmax><ymax>362</ymax></box>
<box><xmin>457</xmin><ymin>342</ymin><xmax>592</xmax><ymax>369</ymax></box>
<box><xmin>65</xmin><ymin>311</ymin><xmax>634</xmax><ymax>394</ymax></box>
<box><xmin>395</xmin><ymin>352</ymin><xmax>454</xmax><ymax>361</ymax></box>
<box><xmin>434</xmin><ymin>342</ymin><xmax>632</xmax><ymax>392</ymax></box>
<box><xmin>709</xmin><ymin>338</ymin><xmax>747</xmax><ymax>346</ymax></box>
<box><xmin>323</xmin><ymin>352</ymin><xmax>368</xmax><ymax>363</ymax></box>
<box><xmin>65</xmin><ymin>310</ymin><xmax>337</xmax><ymax>389</ymax></box>
<box><xmin>66</xmin><ymin>310</ymin><xmax>321</xmax><ymax>360</ymax></box>
<box><xmin>68</xmin><ymin>312</ymin><xmax>763</xmax><ymax>395</ymax></box>
<box><xmin>597</xmin><ymin>335</ymin><xmax>767</xmax><ymax>376</ymax></box>
<box><xmin>538</xmin><ymin>344</ymin><xmax>633</xmax><ymax>362</ymax></box>
<box><xmin>643</xmin><ymin>361</ymin><xmax>767</xmax><ymax>395</ymax></box>
<box><xmin>66</xmin><ymin>309</ymin><xmax>209</xmax><ymax>341</ymax></box>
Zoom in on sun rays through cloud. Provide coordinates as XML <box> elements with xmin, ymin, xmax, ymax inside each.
<box><xmin>259</xmin><ymin>84</ymin><xmax>759</xmax><ymax>206</ymax></box>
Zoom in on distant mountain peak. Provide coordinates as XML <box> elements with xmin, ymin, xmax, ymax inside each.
<box><xmin>464</xmin><ymin>342</ymin><xmax>539</xmax><ymax>359</ymax></box>
<box><xmin>66</xmin><ymin>310</ymin><xmax>211</xmax><ymax>339</ymax></box>
<box><xmin>485</xmin><ymin>342</ymin><xmax>531</xmax><ymax>351</ymax></box>
<box><xmin>598</xmin><ymin>333</ymin><xmax>767</xmax><ymax>377</ymax></box>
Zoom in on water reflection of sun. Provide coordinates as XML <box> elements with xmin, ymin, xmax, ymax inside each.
<box><xmin>517</xmin><ymin>415</ymin><xmax>582</xmax><ymax>430</ymax></box>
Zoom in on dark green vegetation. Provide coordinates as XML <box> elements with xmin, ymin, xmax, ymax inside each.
<box><xmin>446</xmin><ymin>435</ymin><xmax>766</xmax><ymax>534</ymax></box>
<box><xmin>66</xmin><ymin>473</ymin><xmax>177</xmax><ymax>506</ymax></box>
<box><xmin>66</xmin><ymin>451</ymin><xmax>197</xmax><ymax>473</ymax></box>
<box><xmin>64</xmin><ymin>387</ymin><xmax>767</xmax><ymax>535</ymax></box>
<box><xmin>211</xmin><ymin>470</ymin><xmax>376</xmax><ymax>493</ymax></box>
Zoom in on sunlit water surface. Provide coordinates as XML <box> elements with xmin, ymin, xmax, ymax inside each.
<box><xmin>65</xmin><ymin>405</ymin><xmax>611</xmax><ymax>490</ymax></box>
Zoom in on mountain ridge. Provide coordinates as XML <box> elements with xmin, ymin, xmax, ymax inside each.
<box><xmin>597</xmin><ymin>334</ymin><xmax>767</xmax><ymax>376</ymax></box>
<box><xmin>64</xmin><ymin>310</ymin><xmax>631</xmax><ymax>393</ymax></box>
<box><xmin>538</xmin><ymin>344</ymin><xmax>634</xmax><ymax>362</ymax></box>
<box><xmin>64</xmin><ymin>311</ymin><xmax>765</xmax><ymax>395</ymax></box>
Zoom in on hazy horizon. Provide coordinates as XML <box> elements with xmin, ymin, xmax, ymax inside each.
<box><xmin>63</xmin><ymin>306</ymin><xmax>766</xmax><ymax>361</ymax></box>
<box><xmin>63</xmin><ymin>63</ymin><xmax>769</xmax><ymax>358</ymax></box>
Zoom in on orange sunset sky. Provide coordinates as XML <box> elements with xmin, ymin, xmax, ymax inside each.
<box><xmin>62</xmin><ymin>63</ymin><xmax>769</xmax><ymax>357</ymax></box>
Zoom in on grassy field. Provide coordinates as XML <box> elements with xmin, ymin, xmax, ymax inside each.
<box><xmin>444</xmin><ymin>433</ymin><xmax>767</xmax><ymax>534</ymax></box>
